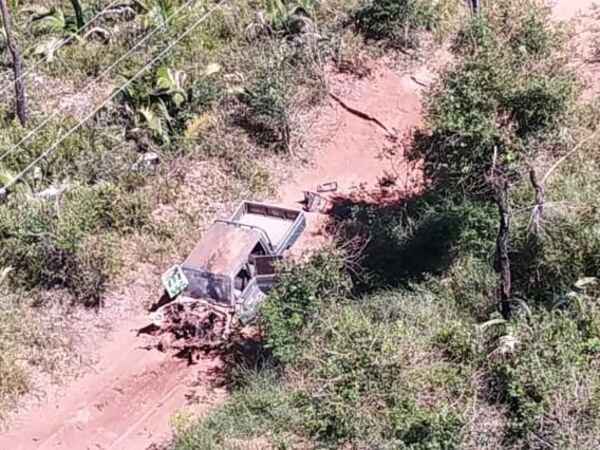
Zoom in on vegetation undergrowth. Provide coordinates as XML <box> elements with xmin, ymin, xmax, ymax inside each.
<box><xmin>171</xmin><ymin>1</ymin><xmax>600</xmax><ymax>449</ymax></box>
<box><xmin>0</xmin><ymin>0</ymin><xmax>375</xmax><ymax>414</ymax></box>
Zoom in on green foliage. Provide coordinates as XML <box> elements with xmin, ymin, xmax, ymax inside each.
<box><xmin>509</xmin><ymin>146</ymin><xmax>600</xmax><ymax>304</ymax></box>
<box><xmin>262</xmin><ymin>0</ymin><xmax>316</xmax><ymax>35</ymax></box>
<box><xmin>260</xmin><ymin>252</ymin><xmax>351</xmax><ymax>364</ymax></box>
<box><xmin>413</xmin><ymin>1</ymin><xmax>577</xmax><ymax>193</ymax></box>
<box><xmin>237</xmin><ymin>68</ymin><xmax>291</xmax><ymax>153</ymax></box>
<box><xmin>0</xmin><ymin>184</ymin><xmax>148</xmax><ymax>306</ymax></box>
<box><xmin>119</xmin><ymin>65</ymin><xmax>224</xmax><ymax>147</ymax></box>
<box><xmin>294</xmin><ymin>297</ymin><xmax>470</xmax><ymax>447</ymax></box>
<box><xmin>488</xmin><ymin>286</ymin><xmax>600</xmax><ymax>446</ymax></box>
<box><xmin>355</xmin><ymin>0</ymin><xmax>445</xmax><ymax>49</ymax></box>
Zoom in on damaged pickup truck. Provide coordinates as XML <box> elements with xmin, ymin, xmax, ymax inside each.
<box><xmin>150</xmin><ymin>201</ymin><xmax>306</xmax><ymax>344</ymax></box>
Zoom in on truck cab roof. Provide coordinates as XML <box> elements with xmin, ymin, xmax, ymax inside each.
<box><xmin>182</xmin><ymin>222</ymin><xmax>265</xmax><ymax>277</ymax></box>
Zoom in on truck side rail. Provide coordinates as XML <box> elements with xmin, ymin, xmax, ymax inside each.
<box><xmin>231</xmin><ymin>201</ymin><xmax>301</xmax><ymax>221</ymax></box>
<box><xmin>214</xmin><ymin>219</ymin><xmax>275</xmax><ymax>251</ymax></box>
<box><xmin>274</xmin><ymin>212</ymin><xmax>306</xmax><ymax>254</ymax></box>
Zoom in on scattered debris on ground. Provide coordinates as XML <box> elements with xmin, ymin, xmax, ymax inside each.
<box><xmin>146</xmin><ymin>299</ymin><xmax>232</xmax><ymax>359</ymax></box>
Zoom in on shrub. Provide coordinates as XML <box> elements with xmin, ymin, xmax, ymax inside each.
<box><xmin>488</xmin><ymin>300</ymin><xmax>600</xmax><ymax>447</ymax></box>
<box><xmin>413</xmin><ymin>1</ymin><xmax>576</xmax><ymax>194</ymax></box>
<box><xmin>509</xmin><ymin>146</ymin><xmax>600</xmax><ymax>304</ymax></box>
<box><xmin>0</xmin><ymin>184</ymin><xmax>148</xmax><ymax>305</ymax></box>
<box><xmin>260</xmin><ymin>252</ymin><xmax>351</xmax><ymax>364</ymax></box>
<box><xmin>236</xmin><ymin>69</ymin><xmax>291</xmax><ymax>152</ymax></box>
<box><xmin>294</xmin><ymin>298</ymin><xmax>471</xmax><ymax>447</ymax></box>
<box><xmin>65</xmin><ymin>235</ymin><xmax>121</xmax><ymax>307</ymax></box>
<box><xmin>355</xmin><ymin>0</ymin><xmax>444</xmax><ymax>49</ymax></box>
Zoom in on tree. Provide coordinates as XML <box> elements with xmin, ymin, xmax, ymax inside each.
<box><xmin>70</xmin><ymin>0</ymin><xmax>85</xmax><ymax>29</ymax></box>
<box><xmin>0</xmin><ymin>0</ymin><xmax>27</xmax><ymax>126</ymax></box>
<box><xmin>410</xmin><ymin>2</ymin><xmax>576</xmax><ymax>318</ymax></box>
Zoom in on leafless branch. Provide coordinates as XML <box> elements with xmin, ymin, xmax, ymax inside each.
<box><xmin>542</xmin><ymin>128</ymin><xmax>599</xmax><ymax>185</ymax></box>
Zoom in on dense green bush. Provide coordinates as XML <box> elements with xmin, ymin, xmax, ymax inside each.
<box><xmin>488</xmin><ymin>287</ymin><xmax>600</xmax><ymax>447</ymax></box>
<box><xmin>413</xmin><ymin>2</ymin><xmax>576</xmax><ymax>194</ymax></box>
<box><xmin>236</xmin><ymin>68</ymin><xmax>291</xmax><ymax>153</ymax></box>
<box><xmin>0</xmin><ymin>184</ymin><xmax>149</xmax><ymax>306</ymax></box>
<box><xmin>293</xmin><ymin>295</ymin><xmax>472</xmax><ymax>447</ymax></box>
<box><xmin>260</xmin><ymin>252</ymin><xmax>351</xmax><ymax>364</ymax></box>
<box><xmin>505</xmin><ymin>143</ymin><xmax>600</xmax><ymax>305</ymax></box>
<box><xmin>355</xmin><ymin>0</ymin><xmax>447</xmax><ymax>49</ymax></box>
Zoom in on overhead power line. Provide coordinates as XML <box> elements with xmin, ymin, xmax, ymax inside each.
<box><xmin>0</xmin><ymin>0</ymin><xmax>121</xmax><ymax>97</ymax></box>
<box><xmin>5</xmin><ymin>3</ymin><xmax>222</xmax><ymax>189</ymax></box>
<box><xmin>0</xmin><ymin>0</ymin><xmax>198</xmax><ymax>163</ymax></box>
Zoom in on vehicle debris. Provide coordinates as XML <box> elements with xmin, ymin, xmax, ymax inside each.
<box><xmin>148</xmin><ymin>201</ymin><xmax>306</xmax><ymax>352</ymax></box>
<box><xmin>317</xmin><ymin>181</ymin><xmax>338</xmax><ymax>193</ymax></box>
<box><xmin>132</xmin><ymin>151</ymin><xmax>159</xmax><ymax>171</ymax></box>
<box><xmin>303</xmin><ymin>190</ymin><xmax>322</xmax><ymax>212</ymax></box>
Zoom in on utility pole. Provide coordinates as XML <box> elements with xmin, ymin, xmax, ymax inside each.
<box><xmin>70</xmin><ymin>0</ymin><xmax>86</xmax><ymax>29</ymax></box>
<box><xmin>0</xmin><ymin>0</ymin><xmax>27</xmax><ymax>126</ymax></box>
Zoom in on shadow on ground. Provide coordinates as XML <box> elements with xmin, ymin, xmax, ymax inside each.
<box><xmin>326</xmin><ymin>191</ymin><xmax>493</xmax><ymax>293</ymax></box>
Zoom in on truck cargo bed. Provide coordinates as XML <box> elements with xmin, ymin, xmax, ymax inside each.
<box><xmin>236</xmin><ymin>213</ymin><xmax>292</xmax><ymax>249</ymax></box>
<box><xmin>228</xmin><ymin>201</ymin><xmax>306</xmax><ymax>253</ymax></box>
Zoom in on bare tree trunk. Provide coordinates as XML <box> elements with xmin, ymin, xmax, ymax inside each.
<box><xmin>494</xmin><ymin>179</ymin><xmax>512</xmax><ymax>319</ymax></box>
<box><xmin>70</xmin><ymin>0</ymin><xmax>85</xmax><ymax>29</ymax></box>
<box><xmin>529</xmin><ymin>166</ymin><xmax>544</xmax><ymax>235</ymax></box>
<box><xmin>0</xmin><ymin>0</ymin><xmax>26</xmax><ymax>126</ymax></box>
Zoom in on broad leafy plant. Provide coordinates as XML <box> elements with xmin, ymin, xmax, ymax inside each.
<box><xmin>119</xmin><ymin>64</ymin><xmax>223</xmax><ymax>146</ymax></box>
<box><xmin>30</xmin><ymin>4</ymin><xmax>110</xmax><ymax>62</ymax></box>
<box><xmin>258</xmin><ymin>0</ymin><xmax>316</xmax><ymax>35</ymax></box>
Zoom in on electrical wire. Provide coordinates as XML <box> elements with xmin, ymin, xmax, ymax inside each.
<box><xmin>5</xmin><ymin>3</ymin><xmax>222</xmax><ymax>189</ymax></box>
<box><xmin>0</xmin><ymin>0</ymin><xmax>199</xmax><ymax>163</ymax></box>
<box><xmin>0</xmin><ymin>0</ymin><xmax>122</xmax><ymax>97</ymax></box>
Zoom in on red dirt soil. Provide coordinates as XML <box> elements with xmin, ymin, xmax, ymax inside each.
<box><xmin>285</xmin><ymin>62</ymin><xmax>426</xmax><ymax>252</ymax></box>
<box><xmin>0</xmin><ymin>1</ymin><xmax>597</xmax><ymax>448</ymax></box>
<box><xmin>0</xmin><ymin>61</ymin><xmax>427</xmax><ymax>450</ymax></box>
<box><xmin>0</xmin><ymin>315</ymin><xmax>225</xmax><ymax>450</ymax></box>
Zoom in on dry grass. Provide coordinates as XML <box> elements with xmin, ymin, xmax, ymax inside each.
<box><xmin>0</xmin><ymin>291</ymin><xmax>86</xmax><ymax>421</ymax></box>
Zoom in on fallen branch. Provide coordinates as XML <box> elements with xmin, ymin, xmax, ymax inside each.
<box><xmin>329</xmin><ymin>92</ymin><xmax>394</xmax><ymax>136</ymax></box>
<box><xmin>542</xmin><ymin>128</ymin><xmax>599</xmax><ymax>184</ymax></box>
<box><xmin>410</xmin><ymin>75</ymin><xmax>429</xmax><ymax>88</ymax></box>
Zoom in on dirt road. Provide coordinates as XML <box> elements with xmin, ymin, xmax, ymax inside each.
<box><xmin>0</xmin><ymin>1</ymin><xmax>596</xmax><ymax>448</ymax></box>
<box><xmin>0</xmin><ymin>61</ymin><xmax>427</xmax><ymax>450</ymax></box>
<box><xmin>552</xmin><ymin>0</ymin><xmax>596</xmax><ymax>19</ymax></box>
<box><xmin>0</xmin><ymin>315</ymin><xmax>225</xmax><ymax>450</ymax></box>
